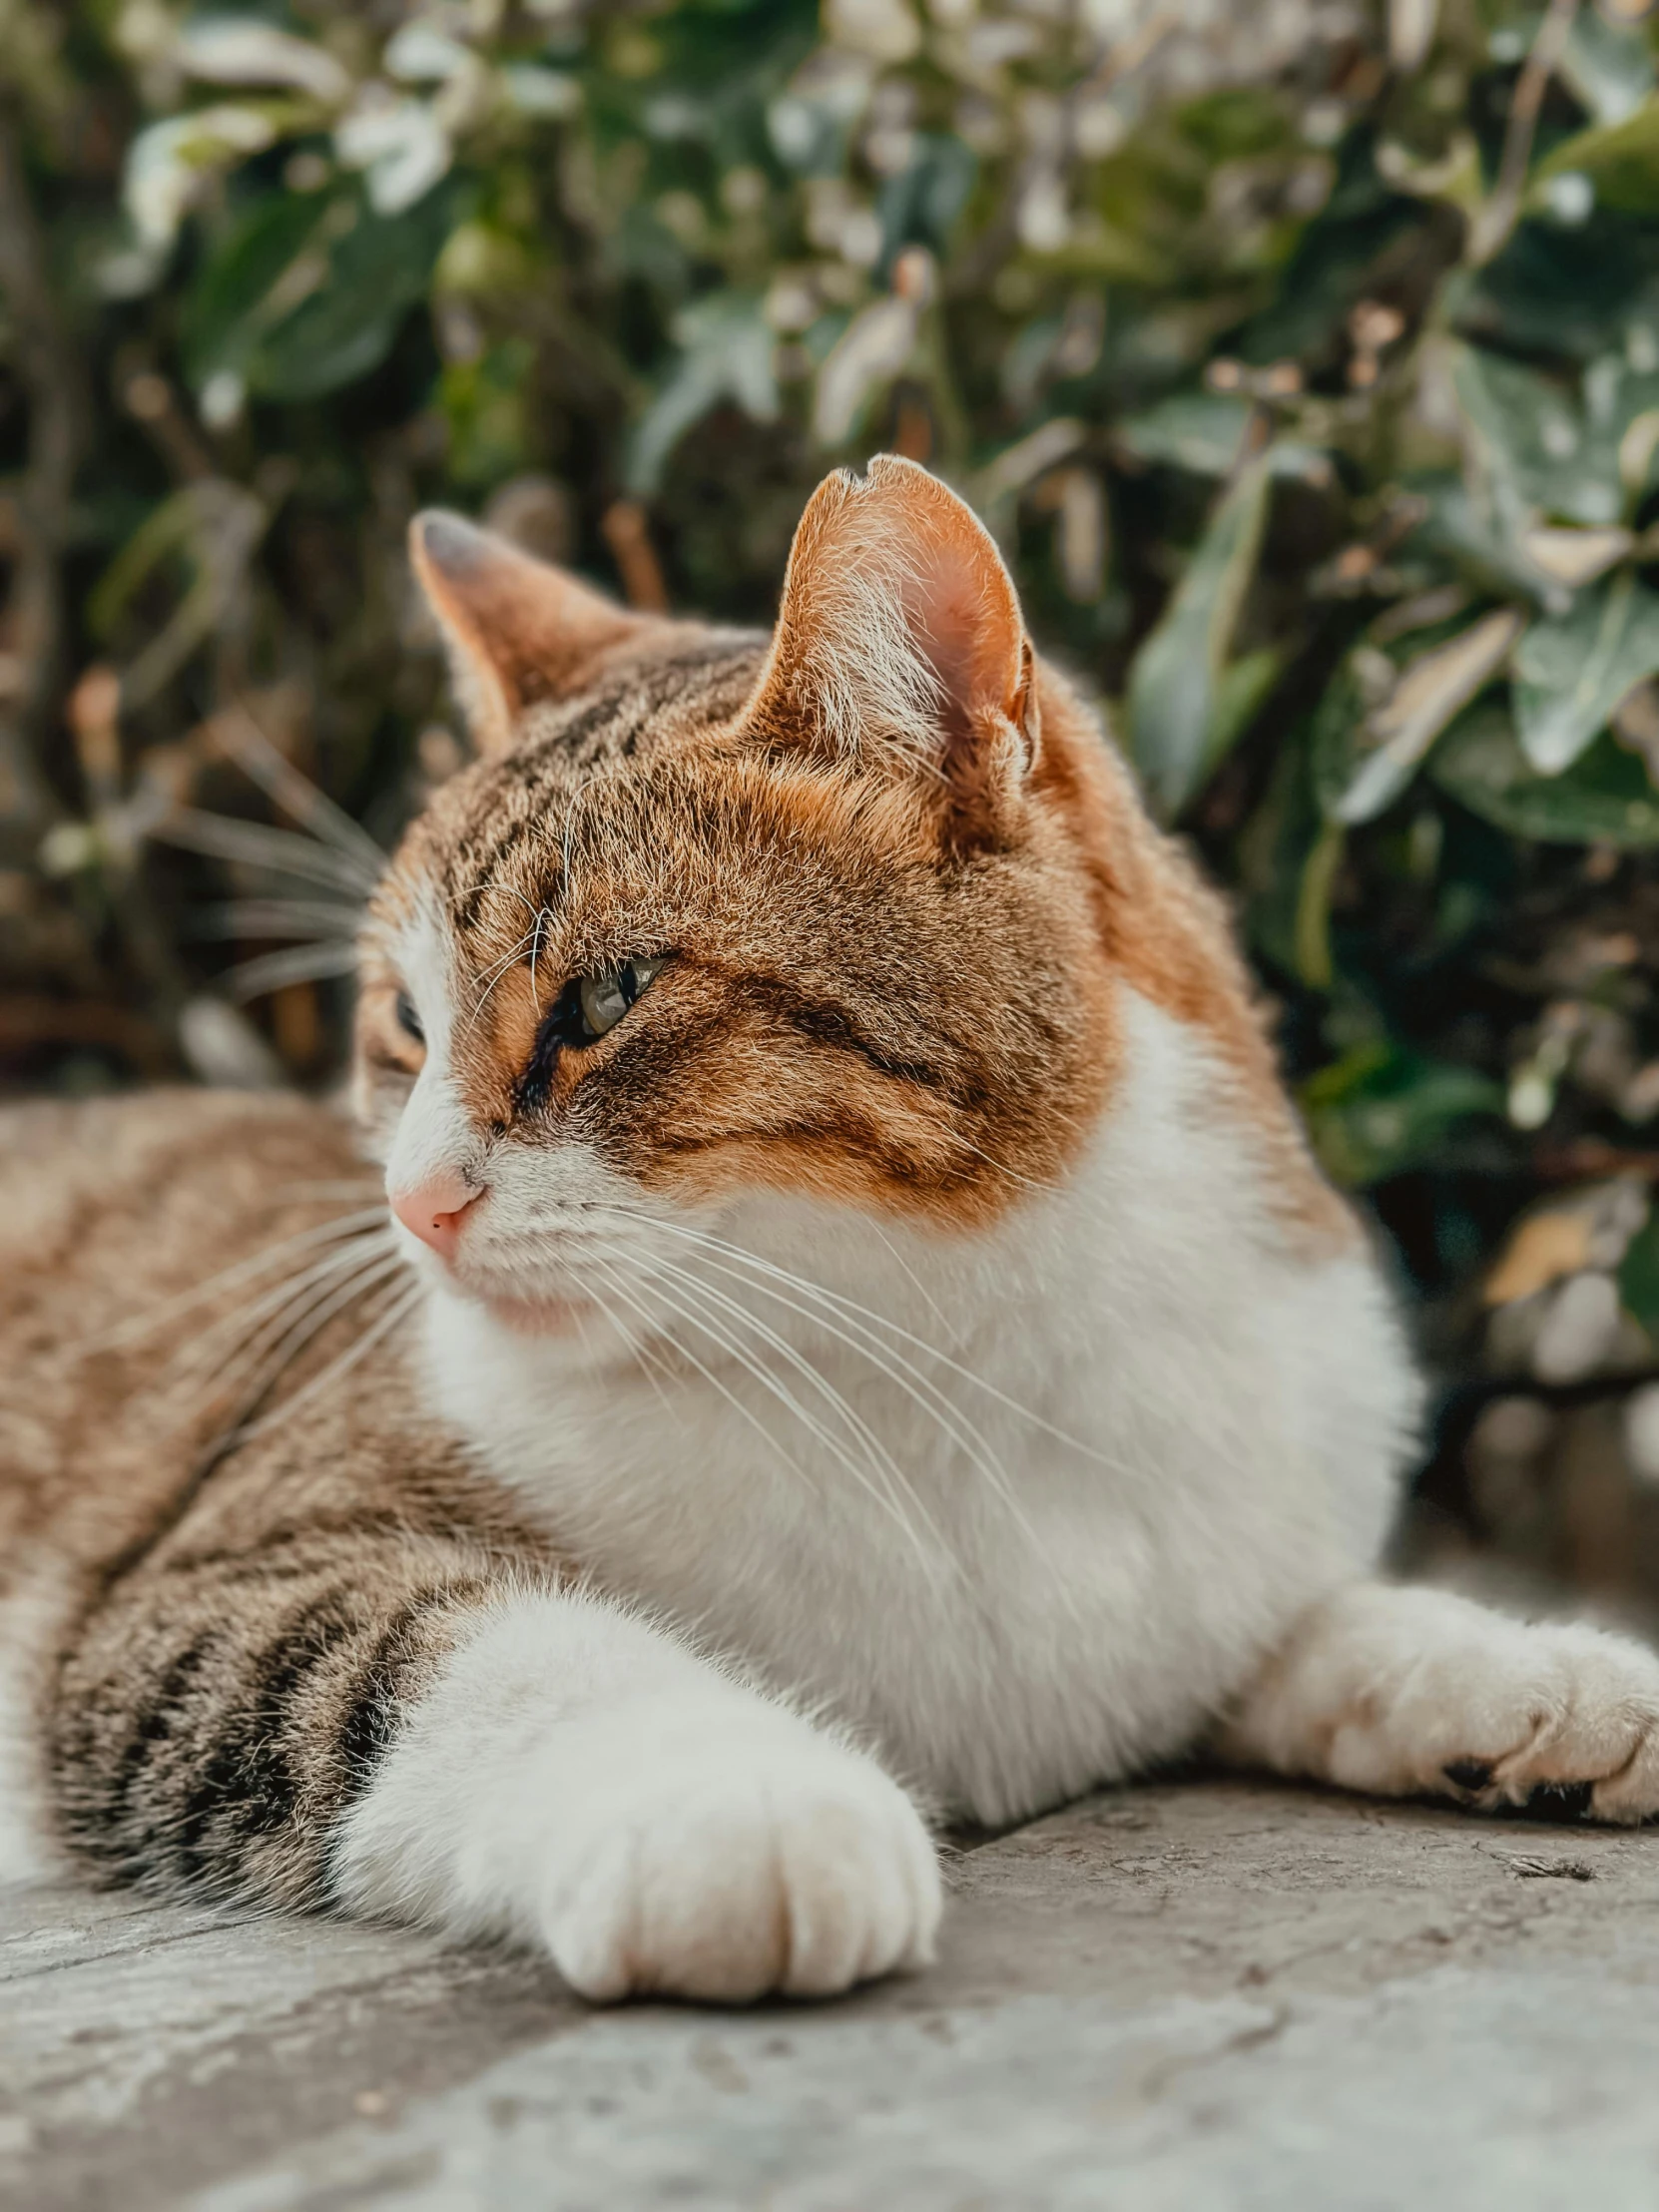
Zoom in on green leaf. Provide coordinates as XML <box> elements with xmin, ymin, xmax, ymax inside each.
<box><xmin>1301</xmin><ymin>1041</ymin><xmax>1502</xmax><ymax>1188</ymax></box>
<box><xmin>628</xmin><ymin>290</ymin><xmax>779</xmax><ymax>495</ymax></box>
<box><xmin>1115</xmin><ymin>392</ymin><xmax>1254</xmax><ymax>476</ymax></box>
<box><xmin>1512</xmin><ymin>573</ymin><xmax>1659</xmax><ymax>774</ymax></box>
<box><xmin>877</xmin><ymin>133</ymin><xmax>976</xmax><ymax>260</ymax></box>
<box><xmin>1316</xmin><ymin>608</ymin><xmax>1525</xmax><ymax>827</ymax></box>
<box><xmin>1293</xmin><ymin>821</ymin><xmax>1343</xmax><ymax>990</ymax></box>
<box><xmin>1622</xmin><ymin>410</ymin><xmax>1659</xmax><ymax>508</ymax></box>
<box><xmin>1518</xmin><ymin>524</ymin><xmax>1633</xmax><ymax>589</ymax></box>
<box><xmin>1532</xmin><ymin>96</ymin><xmax>1659</xmax><ymax>217</ymax></box>
<box><xmin>1560</xmin><ymin>9</ymin><xmax>1656</xmax><ymax>129</ymax></box>
<box><xmin>184</xmin><ymin>179</ymin><xmax>455</xmax><ymax>405</ymax></box>
<box><xmin>1239</xmin><ymin>730</ymin><xmax>1325</xmax><ymax>981</ymax></box>
<box><xmin>88</xmin><ymin>489</ymin><xmax>202</xmax><ymax>636</ymax></box>
<box><xmin>438</xmin><ymin>337</ymin><xmax>536</xmax><ymax>489</ymax></box>
<box><xmin>811</xmin><ymin>294</ymin><xmax>916</xmax><ymax>449</ymax></box>
<box><xmin>1450</xmin><ymin>342</ymin><xmax>1623</xmax><ymax>529</ymax></box>
<box><xmin>181</xmin><ymin>189</ymin><xmax>326</xmax><ymax>387</ymax></box>
<box><xmin>1127</xmin><ymin>454</ymin><xmax>1272</xmax><ymax>819</ymax></box>
<box><xmin>1210</xmin><ymin>647</ymin><xmax>1280</xmax><ymax>760</ymax></box>
<box><xmin>1430</xmin><ymin>700</ymin><xmax>1659</xmax><ymax>846</ymax></box>
<box><xmin>1466</xmin><ymin>220</ymin><xmax>1659</xmax><ymax>364</ymax></box>
<box><xmin>1376</xmin><ymin>133</ymin><xmax>1484</xmax><ymax>219</ymax></box>
<box><xmin>1585</xmin><ymin>352</ymin><xmax>1659</xmax><ymax>518</ymax></box>
<box><xmin>1408</xmin><ymin>470</ymin><xmax>1559</xmax><ymax>601</ymax></box>
<box><xmin>259</xmin><ymin>184</ymin><xmax>455</xmax><ymax>400</ymax></box>
<box><xmin>1112</xmin><ymin>393</ymin><xmax>1325</xmax><ymax>482</ymax></box>
<box><xmin>1619</xmin><ymin>1216</ymin><xmax>1659</xmax><ymax>1341</ymax></box>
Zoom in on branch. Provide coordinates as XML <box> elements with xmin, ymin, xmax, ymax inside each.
<box><xmin>1466</xmin><ymin>0</ymin><xmax>1579</xmax><ymax>268</ymax></box>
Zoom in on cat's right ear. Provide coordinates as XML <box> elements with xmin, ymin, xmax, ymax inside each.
<box><xmin>734</xmin><ymin>457</ymin><xmax>1038</xmax><ymax>844</ymax></box>
<box><xmin>409</xmin><ymin>511</ymin><xmax>651</xmax><ymax>757</ymax></box>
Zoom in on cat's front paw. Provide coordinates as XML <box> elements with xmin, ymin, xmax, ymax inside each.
<box><xmin>1425</xmin><ymin>1623</ymin><xmax>1659</xmax><ymax>1823</ymax></box>
<box><xmin>1326</xmin><ymin>1596</ymin><xmax>1659</xmax><ymax>1823</ymax></box>
<box><xmin>536</xmin><ymin>1727</ymin><xmax>940</xmax><ymax>2004</ymax></box>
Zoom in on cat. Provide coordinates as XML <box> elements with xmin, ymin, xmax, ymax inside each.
<box><xmin>4</xmin><ymin>455</ymin><xmax>1657</xmax><ymax>2004</ymax></box>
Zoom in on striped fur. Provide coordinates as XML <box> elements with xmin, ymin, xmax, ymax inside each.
<box><xmin>0</xmin><ymin>1091</ymin><xmax>559</xmax><ymax>1902</ymax></box>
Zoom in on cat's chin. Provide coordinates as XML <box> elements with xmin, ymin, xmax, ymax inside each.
<box><xmin>477</xmin><ymin>1292</ymin><xmax>601</xmax><ymax>1339</ymax></box>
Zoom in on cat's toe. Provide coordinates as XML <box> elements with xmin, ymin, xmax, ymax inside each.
<box><xmin>772</xmin><ymin>1786</ymin><xmax>940</xmax><ymax>1996</ymax></box>
<box><xmin>1429</xmin><ymin>1626</ymin><xmax>1659</xmax><ymax>1824</ymax></box>
<box><xmin>537</xmin><ymin>1749</ymin><xmax>940</xmax><ymax>2004</ymax></box>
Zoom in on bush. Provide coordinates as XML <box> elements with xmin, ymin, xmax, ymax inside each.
<box><xmin>5</xmin><ymin>0</ymin><xmax>1659</xmax><ymax>1594</ymax></box>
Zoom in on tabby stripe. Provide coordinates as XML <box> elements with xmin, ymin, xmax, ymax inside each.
<box><xmin>735</xmin><ymin>975</ymin><xmax>957</xmax><ymax>1097</ymax></box>
<box><xmin>165</xmin><ymin>1510</ymin><xmax>426</xmax><ymax>1581</ymax></box>
<box><xmin>332</xmin><ymin>1592</ymin><xmax>452</xmax><ymax>1798</ymax></box>
<box><xmin>652</xmin><ymin>1118</ymin><xmax>955</xmax><ymax>1193</ymax></box>
<box><xmin>110</xmin><ymin>1629</ymin><xmax>216</xmax><ymax>1828</ymax></box>
<box><xmin>171</xmin><ymin>1591</ymin><xmax>373</xmax><ymax>1866</ymax></box>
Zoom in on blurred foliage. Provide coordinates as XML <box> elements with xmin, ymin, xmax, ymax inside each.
<box><xmin>8</xmin><ymin>0</ymin><xmax>1659</xmax><ymax>1575</ymax></box>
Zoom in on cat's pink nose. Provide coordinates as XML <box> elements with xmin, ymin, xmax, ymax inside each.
<box><xmin>389</xmin><ymin>1171</ymin><xmax>481</xmax><ymax>1261</ymax></box>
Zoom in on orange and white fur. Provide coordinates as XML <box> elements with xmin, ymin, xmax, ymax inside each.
<box><xmin>5</xmin><ymin>458</ymin><xmax>1658</xmax><ymax>2004</ymax></box>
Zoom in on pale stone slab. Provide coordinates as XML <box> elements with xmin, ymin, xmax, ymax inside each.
<box><xmin>8</xmin><ymin>1779</ymin><xmax>1659</xmax><ymax>2210</ymax></box>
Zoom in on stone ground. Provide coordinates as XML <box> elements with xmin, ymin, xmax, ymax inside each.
<box><xmin>8</xmin><ymin>1775</ymin><xmax>1659</xmax><ymax>2212</ymax></box>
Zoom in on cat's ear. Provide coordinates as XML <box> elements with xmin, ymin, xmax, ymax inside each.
<box><xmin>738</xmin><ymin>455</ymin><xmax>1038</xmax><ymax>832</ymax></box>
<box><xmin>409</xmin><ymin>511</ymin><xmax>652</xmax><ymax>757</ymax></box>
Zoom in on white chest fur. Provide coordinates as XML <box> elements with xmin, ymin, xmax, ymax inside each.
<box><xmin>420</xmin><ymin>992</ymin><xmax>1419</xmax><ymax>1826</ymax></box>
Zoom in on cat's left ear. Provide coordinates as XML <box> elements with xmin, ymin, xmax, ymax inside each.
<box><xmin>410</xmin><ymin>511</ymin><xmax>655</xmax><ymax>757</ymax></box>
<box><xmin>737</xmin><ymin>455</ymin><xmax>1038</xmax><ymax>836</ymax></box>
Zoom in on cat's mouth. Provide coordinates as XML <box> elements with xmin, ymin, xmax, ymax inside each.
<box><xmin>393</xmin><ymin>1209</ymin><xmax>610</xmax><ymax>1337</ymax></box>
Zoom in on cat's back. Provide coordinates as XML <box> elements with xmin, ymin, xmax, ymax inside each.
<box><xmin>0</xmin><ymin>1087</ymin><xmax>364</xmax><ymax>1308</ymax></box>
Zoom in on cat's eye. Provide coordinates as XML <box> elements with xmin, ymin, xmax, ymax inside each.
<box><xmin>395</xmin><ymin>992</ymin><xmax>424</xmax><ymax>1045</ymax></box>
<box><xmin>577</xmin><ymin>957</ymin><xmax>663</xmax><ymax>1041</ymax></box>
<box><xmin>517</xmin><ymin>955</ymin><xmax>665</xmax><ymax>1109</ymax></box>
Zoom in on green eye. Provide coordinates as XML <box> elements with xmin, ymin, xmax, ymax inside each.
<box><xmin>577</xmin><ymin>956</ymin><xmax>664</xmax><ymax>1040</ymax></box>
<box><xmin>517</xmin><ymin>954</ymin><xmax>667</xmax><ymax>1110</ymax></box>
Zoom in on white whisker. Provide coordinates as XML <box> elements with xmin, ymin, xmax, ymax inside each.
<box><xmin>611</xmin><ymin>1249</ymin><xmax>955</xmax><ymax>1588</ymax></box>
<box><xmin>567</xmin><ymin>1261</ymin><xmax>685</xmax><ymax>1427</ymax></box>
<box><xmin>196</xmin><ymin>899</ymin><xmax>365</xmax><ymax>942</ymax></box>
<box><xmin>583</xmin><ymin>1253</ymin><xmax>826</xmax><ymax>1505</ymax></box>
<box><xmin>89</xmin><ymin>1208</ymin><xmax>390</xmax><ymax>1353</ymax></box>
<box><xmin>217</xmin><ymin>699</ymin><xmax>386</xmax><ymax>885</ymax></box>
<box><xmin>228</xmin><ymin>1282</ymin><xmax>421</xmax><ymax>1444</ymax></box>
<box><xmin>466</xmin><ymin>926</ymin><xmax>538</xmax><ymax>1027</ymax></box>
<box><xmin>624</xmin><ymin>1249</ymin><xmax>965</xmax><ymax>1581</ymax></box>
<box><xmin>229</xmin><ymin>941</ymin><xmax>359</xmax><ymax>998</ymax></box>
<box><xmin>171</xmin><ymin>1238</ymin><xmax>401</xmax><ymax>1396</ymax></box>
<box><xmin>620</xmin><ymin>1212</ymin><xmax>1127</xmax><ymax>1477</ymax></box>
<box><xmin>527</xmin><ymin>906</ymin><xmax>550</xmax><ymax>1016</ymax></box>
<box><xmin>153</xmin><ymin>809</ymin><xmax>375</xmax><ymax>895</ymax></box>
<box><xmin>218</xmin><ymin>1251</ymin><xmax>406</xmax><ymax>1401</ymax></box>
<box><xmin>489</xmin><ymin>885</ymin><xmax>556</xmax><ymax>1018</ymax></box>
<box><xmin>636</xmin><ymin>1244</ymin><xmax>1042</xmax><ymax>1548</ymax></box>
<box><xmin>275</xmin><ymin>1180</ymin><xmax>384</xmax><ymax>1201</ymax></box>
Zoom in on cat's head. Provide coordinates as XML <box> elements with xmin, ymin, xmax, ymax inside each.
<box><xmin>355</xmin><ymin>456</ymin><xmax>1122</xmax><ymax>1335</ymax></box>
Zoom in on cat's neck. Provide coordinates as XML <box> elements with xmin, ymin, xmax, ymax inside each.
<box><xmin>414</xmin><ymin>989</ymin><xmax>1326</xmax><ymax>1563</ymax></box>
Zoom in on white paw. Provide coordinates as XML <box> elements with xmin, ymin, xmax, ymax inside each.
<box><xmin>1326</xmin><ymin>1592</ymin><xmax>1659</xmax><ymax>1824</ymax></box>
<box><xmin>534</xmin><ymin>1724</ymin><xmax>940</xmax><ymax>2003</ymax></box>
<box><xmin>328</xmin><ymin>1594</ymin><xmax>940</xmax><ymax>2000</ymax></box>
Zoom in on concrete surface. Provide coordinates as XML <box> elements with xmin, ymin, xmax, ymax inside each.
<box><xmin>7</xmin><ymin>1776</ymin><xmax>1659</xmax><ymax>2211</ymax></box>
